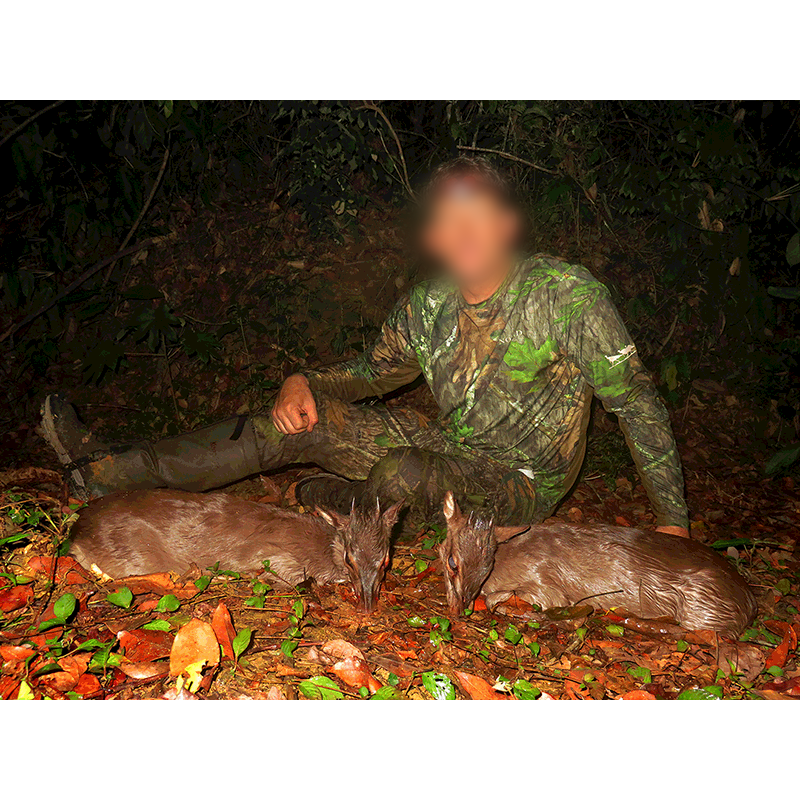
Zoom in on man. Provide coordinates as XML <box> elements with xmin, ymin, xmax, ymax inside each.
<box><xmin>41</xmin><ymin>157</ymin><xmax>689</xmax><ymax>536</ymax></box>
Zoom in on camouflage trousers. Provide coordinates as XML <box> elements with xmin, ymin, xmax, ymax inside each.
<box><xmin>84</xmin><ymin>395</ymin><xmax>555</xmax><ymax>525</ymax></box>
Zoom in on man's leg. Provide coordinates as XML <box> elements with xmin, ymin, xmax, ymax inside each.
<box><xmin>361</xmin><ymin>444</ymin><xmax>555</xmax><ymax>526</ymax></box>
<box><xmin>41</xmin><ymin>393</ymin><xmax>431</xmax><ymax>498</ymax></box>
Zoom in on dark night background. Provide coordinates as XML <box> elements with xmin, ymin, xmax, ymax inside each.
<box><xmin>1</xmin><ymin>100</ymin><xmax>799</xmax><ymax>700</ymax></box>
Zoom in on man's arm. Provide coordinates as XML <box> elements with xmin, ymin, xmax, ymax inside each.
<box><xmin>552</xmin><ymin>267</ymin><xmax>689</xmax><ymax>532</ymax></box>
<box><xmin>301</xmin><ymin>293</ymin><xmax>421</xmax><ymax>402</ymax></box>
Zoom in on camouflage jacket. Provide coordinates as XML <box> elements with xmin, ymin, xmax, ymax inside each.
<box><xmin>304</xmin><ymin>255</ymin><xmax>688</xmax><ymax>527</ymax></box>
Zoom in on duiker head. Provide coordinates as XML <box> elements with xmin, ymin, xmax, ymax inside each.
<box><xmin>439</xmin><ymin>491</ymin><xmax>528</xmax><ymax>614</ymax></box>
<box><xmin>318</xmin><ymin>497</ymin><xmax>404</xmax><ymax>612</ymax></box>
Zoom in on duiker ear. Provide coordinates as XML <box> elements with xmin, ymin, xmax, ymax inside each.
<box><xmin>316</xmin><ymin>507</ymin><xmax>349</xmax><ymax>530</ymax></box>
<box><xmin>380</xmin><ymin>498</ymin><xmax>405</xmax><ymax>528</ymax></box>
<box><xmin>493</xmin><ymin>524</ymin><xmax>530</xmax><ymax>543</ymax></box>
<box><xmin>443</xmin><ymin>491</ymin><xmax>460</xmax><ymax>523</ymax></box>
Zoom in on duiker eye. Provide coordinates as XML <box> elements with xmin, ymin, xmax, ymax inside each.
<box><xmin>448</xmin><ymin>555</ymin><xmax>458</xmax><ymax>572</ymax></box>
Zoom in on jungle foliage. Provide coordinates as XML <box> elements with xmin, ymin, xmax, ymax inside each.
<box><xmin>1</xmin><ymin>100</ymin><xmax>799</xmax><ymax>466</ymax></box>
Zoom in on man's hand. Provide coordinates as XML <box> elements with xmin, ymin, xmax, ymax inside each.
<box><xmin>272</xmin><ymin>374</ymin><xmax>319</xmax><ymax>435</ymax></box>
<box><xmin>656</xmin><ymin>525</ymin><xmax>690</xmax><ymax>539</ymax></box>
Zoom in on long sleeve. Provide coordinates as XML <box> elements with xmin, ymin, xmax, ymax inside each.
<box><xmin>552</xmin><ymin>270</ymin><xmax>688</xmax><ymax>528</ymax></box>
<box><xmin>301</xmin><ymin>294</ymin><xmax>422</xmax><ymax>402</ymax></box>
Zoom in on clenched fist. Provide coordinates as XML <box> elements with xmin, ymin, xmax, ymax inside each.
<box><xmin>271</xmin><ymin>374</ymin><xmax>319</xmax><ymax>435</ymax></box>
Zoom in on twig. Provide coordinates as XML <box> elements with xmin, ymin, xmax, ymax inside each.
<box><xmin>104</xmin><ymin>145</ymin><xmax>170</xmax><ymax>284</ymax></box>
<box><xmin>1</xmin><ymin>238</ymin><xmax>156</xmax><ymax>342</ymax></box>
<box><xmin>455</xmin><ymin>144</ymin><xmax>557</xmax><ymax>175</ymax></box>
<box><xmin>653</xmin><ymin>311</ymin><xmax>680</xmax><ymax>356</ymax></box>
<box><xmin>162</xmin><ymin>335</ymin><xmax>181</xmax><ymax>421</ymax></box>
<box><xmin>0</xmin><ymin>100</ymin><xmax>66</xmax><ymax>150</ymax></box>
<box><xmin>358</xmin><ymin>102</ymin><xmax>416</xmax><ymax>200</ymax></box>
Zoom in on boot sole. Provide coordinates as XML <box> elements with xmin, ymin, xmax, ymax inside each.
<box><xmin>39</xmin><ymin>395</ymin><xmax>87</xmax><ymax>495</ymax></box>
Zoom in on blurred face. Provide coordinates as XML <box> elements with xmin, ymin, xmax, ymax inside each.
<box><xmin>422</xmin><ymin>185</ymin><xmax>520</xmax><ymax>287</ymax></box>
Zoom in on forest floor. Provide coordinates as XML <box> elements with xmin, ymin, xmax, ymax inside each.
<box><xmin>1</xmin><ymin>191</ymin><xmax>798</xmax><ymax>700</ymax></box>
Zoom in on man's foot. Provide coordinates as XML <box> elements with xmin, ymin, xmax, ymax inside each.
<box><xmin>38</xmin><ymin>394</ymin><xmax>110</xmax><ymax>498</ymax></box>
<box><xmin>296</xmin><ymin>473</ymin><xmax>359</xmax><ymax>514</ymax></box>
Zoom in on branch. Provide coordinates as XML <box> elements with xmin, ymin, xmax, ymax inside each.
<box><xmin>1</xmin><ymin>238</ymin><xmax>156</xmax><ymax>342</ymax></box>
<box><xmin>103</xmin><ymin>145</ymin><xmax>170</xmax><ymax>283</ymax></box>
<box><xmin>455</xmin><ymin>144</ymin><xmax>557</xmax><ymax>175</ymax></box>
<box><xmin>359</xmin><ymin>102</ymin><xmax>416</xmax><ymax>200</ymax></box>
<box><xmin>0</xmin><ymin>100</ymin><xmax>66</xmax><ymax>150</ymax></box>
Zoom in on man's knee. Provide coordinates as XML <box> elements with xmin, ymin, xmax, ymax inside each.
<box><xmin>368</xmin><ymin>446</ymin><xmax>430</xmax><ymax>493</ymax></box>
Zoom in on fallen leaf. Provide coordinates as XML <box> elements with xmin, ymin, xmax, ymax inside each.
<box><xmin>73</xmin><ymin>673</ymin><xmax>102</xmax><ymax>696</ymax></box>
<box><xmin>266</xmin><ymin>686</ymin><xmax>287</xmax><ymax>700</ymax></box>
<box><xmin>330</xmin><ymin>657</ymin><xmax>382</xmax><ymax>694</ymax></box>
<box><xmin>0</xmin><ymin>645</ymin><xmax>37</xmax><ymax>663</ymax></box>
<box><xmin>169</xmin><ymin>619</ymin><xmax>220</xmax><ymax>677</ymax></box>
<box><xmin>617</xmin><ymin>690</ymin><xmax>657</xmax><ymax>700</ymax></box>
<box><xmin>453</xmin><ymin>671</ymin><xmax>511</xmax><ymax>700</ymax></box>
<box><xmin>321</xmin><ymin>639</ymin><xmax>366</xmax><ymax>661</ymax></box>
<box><xmin>118</xmin><ymin>661</ymin><xmax>170</xmax><ymax>680</ymax></box>
<box><xmin>716</xmin><ymin>642</ymin><xmax>765</xmax><ymax>682</ymax></box>
<box><xmin>472</xmin><ymin>597</ymin><xmax>488</xmax><ymax>612</ymax></box>
<box><xmin>0</xmin><ymin>675</ymin><xmax>20</xmax><ymax>700</ymax></box>
<box><xmin>211</xmin><ymin>602</ymin><xmax>237</xmax><ymax>659</ymax></box>
<box><xmin>0</xmin><ymin>585</ymin><xmax>33</xmax><ymax>612</ymax></box>
<box><xmin>26</xmin><ymin>555</ymin><xmax>91</xmax><ymax>585</ymax></box>
<box><xmin>118</xmin><ymin>629</ymin><xmax>173</xmax><ymax>662</ymax></box>
<box><xmin>765</xmin><ymin>623</ymin><xmax>793</xmax><ymax>671</ymax></box>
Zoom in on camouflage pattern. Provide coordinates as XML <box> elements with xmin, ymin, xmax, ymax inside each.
<box><xmin>303</xmin><ymin>255</ymin><xmax>688</xmax><ymax>528</ymax></box>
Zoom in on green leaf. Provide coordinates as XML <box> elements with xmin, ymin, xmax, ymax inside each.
<box><xmin>766</xmin><ymin>665</ymin><xmax>784</xmax><ymax>678</ymax></box>
<box><xmin>232</xmin><ymin>628</ymin><xmax>253</xmax><ymax>660</ymax></box>
<box><xmin>298</xmin><ymin>675</ymin><xmax>343</xmax><ymax>700</ymax></box>
<box><xmin>786</xmin><ymin>232</ymin><xmax>800</xmax><ymax>267</ymax></box>
<box><xmin>628</xmin><ymin>665</ymin><xmax>652</xmax><ymax>684</ymax></box>
<box><xmin>106</xmin><ymin>587</ymin><xmax>133</xmax><ymax>609</ymax></box>
<box><xmin>155</xmin><ymin>594</ymin><xmax>180</xmax><ymax>612</ymax></box>
<box><xmin>676</xmin><ymin>640</ymin><xmax>689</xmax><ymax>652</ymax></box>
<box><xmin>358</xmin><ymin>686</ymin><xmax>370</xmax><ymax>698</ymax></box>
<box><xmin>73</xmin><ymin>638</ymin><xmax>106</xmax><ymax>651</ymax></box>
<box><xmin>513</xmin><ymin>679</ymin><xmax>542</xmax><ymax>700</ymax></box>
<box><xmin>292</xmin><ymin>599</ymin><xmax>304</xmax><ymax>618</ymax></box>
<box><xmin>774</xmin><ymin>578</ymin><xmax>791</xmax><ymax>595</ymax></box>
<box><xmin>676</xmin><ymin>685</ymin><xmax>723</xmax><ymax>700</ymax></box>
<box><xmin>765</xmin><ymin>444</ymin><xmax>800</xmax><ymax>476</ymax></box>
<box><xmin>371</xmin><ymin>686</ymin><xmax>401</xmax><ymax>700</ymax></box>
<box><xmin>414</xmin><ymin>559</ymin><xmax>428</xmax><ymax>574</ymax></box>
<box><xmin>527</xmin><ymin>641</ymin><xmax>541</xmax><ymax>658</ymax></box>
<box><xmin>244</xmin><ymin>596</ymin><xmax>265</xmax><ymax>608</ymax></box>
<box><xmin>407</xmin><ymin>615</ymin><xmax>426</xmax><ymax>627</ymax></box>
<box><xmin>141</xmin><ymin>620</ymin><xmax>172</xmax><ymax>632</ymax></box>
<box><xmin>194</xmin><ymin>575</ymin><xmax>211</xmax><ymax>591</ymax></box>
<box><xmin>421</xmin><ymin>671</ymin><xmax>456</xmax><ymax>700</ymax></box>
<box><xmin>280</xmin><ymin>639</ymin><xmax>299</xmax><ymax>659</ymax></box>
<box><xmin>504</xmin><ymin>624</ymin><xmax>522</xmax><ymax>645</ymax></box>
<box><xmin>606</xmin><ymin>624</ymin><xmax>625</xmax><ymax>637</ymax></box>
<box><xmin>53</xmin><ymin>593</ymin><xmax>77</xmax><ymax>622</ymax></box>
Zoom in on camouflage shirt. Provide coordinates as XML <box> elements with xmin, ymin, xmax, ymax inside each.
<box><xmin>304</xmin><ymin>255</ymin><xmax>688</xmax><ymax>528</ymax></box>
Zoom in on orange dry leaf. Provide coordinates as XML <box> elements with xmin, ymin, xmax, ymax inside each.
<box><xmin>118</xmin><ymin>629</ymin><xmax>173</xmax><ymax>662</ymax></box>
<box><xmin>118</xmin><ymin>661</ymin><xmax>170</xmax><ymax>680</ymax></box>
<box><xmin>169</xmin><ymin>619</ymin><xmax>220</xmax><ymax>677</ymax></box>
<box><xmin>617</xmin><ymin>690</ymin><xmax>657</xmax><ymax>700</ymax></box>
<box><xmin>0</xmin><ymin>585</ymin><xmax>33</xmax><ymax>612</ymax></box>
<box><xmin>211</xmin><ymin>602</ymin><xmax>237</xmax><ymax>659</ymax></box>
<box><xmin>26</xmin><ymin>555</ymin><xmax>91</xmax><ymax>585</ymax></box>
<box><xmin>40</xmin><ymin>653</ymin><xmax>91</xmax><ymax>692</ymax></box>
<box><xmin>453</xmin><ymin>671</ymin><xmax>511</xmax><ymax>700</ymax></box>
<box><xmin>765</xmin><ymin>623</ymin><xmax>794</xmax><ymax>671</ymax></box>
<box><xmin>0</xmin><ymin>645</ymin><xmax>37</xmax><ymax>663</ymax></box>
<box><xmin>73</xmin><ymin>673</ymin><xmax>102</xmax><ymax>696</ymax></box>
<box><xmin>472</xmin><ymin>597</ymin><xmax>488</xmax><ymax>612</ymax></box>
<box><xmin>109</xmin><ymin>572</ymin><xmax>196</xmax><ymax>599</ymax></box>
<box><xmin>330</xmin><ymin>657</ymin><xmax>382</xmax><ymax>694</ymax></box>
<box><xmin>321</xmin><ymin>639</ymin><xmax>366</xmax><ymax>661</ymax></box>
<box><xmin>0</xmin><ymin>675</ymin><xmax>20</xmax><ymax>700</ymax></box>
